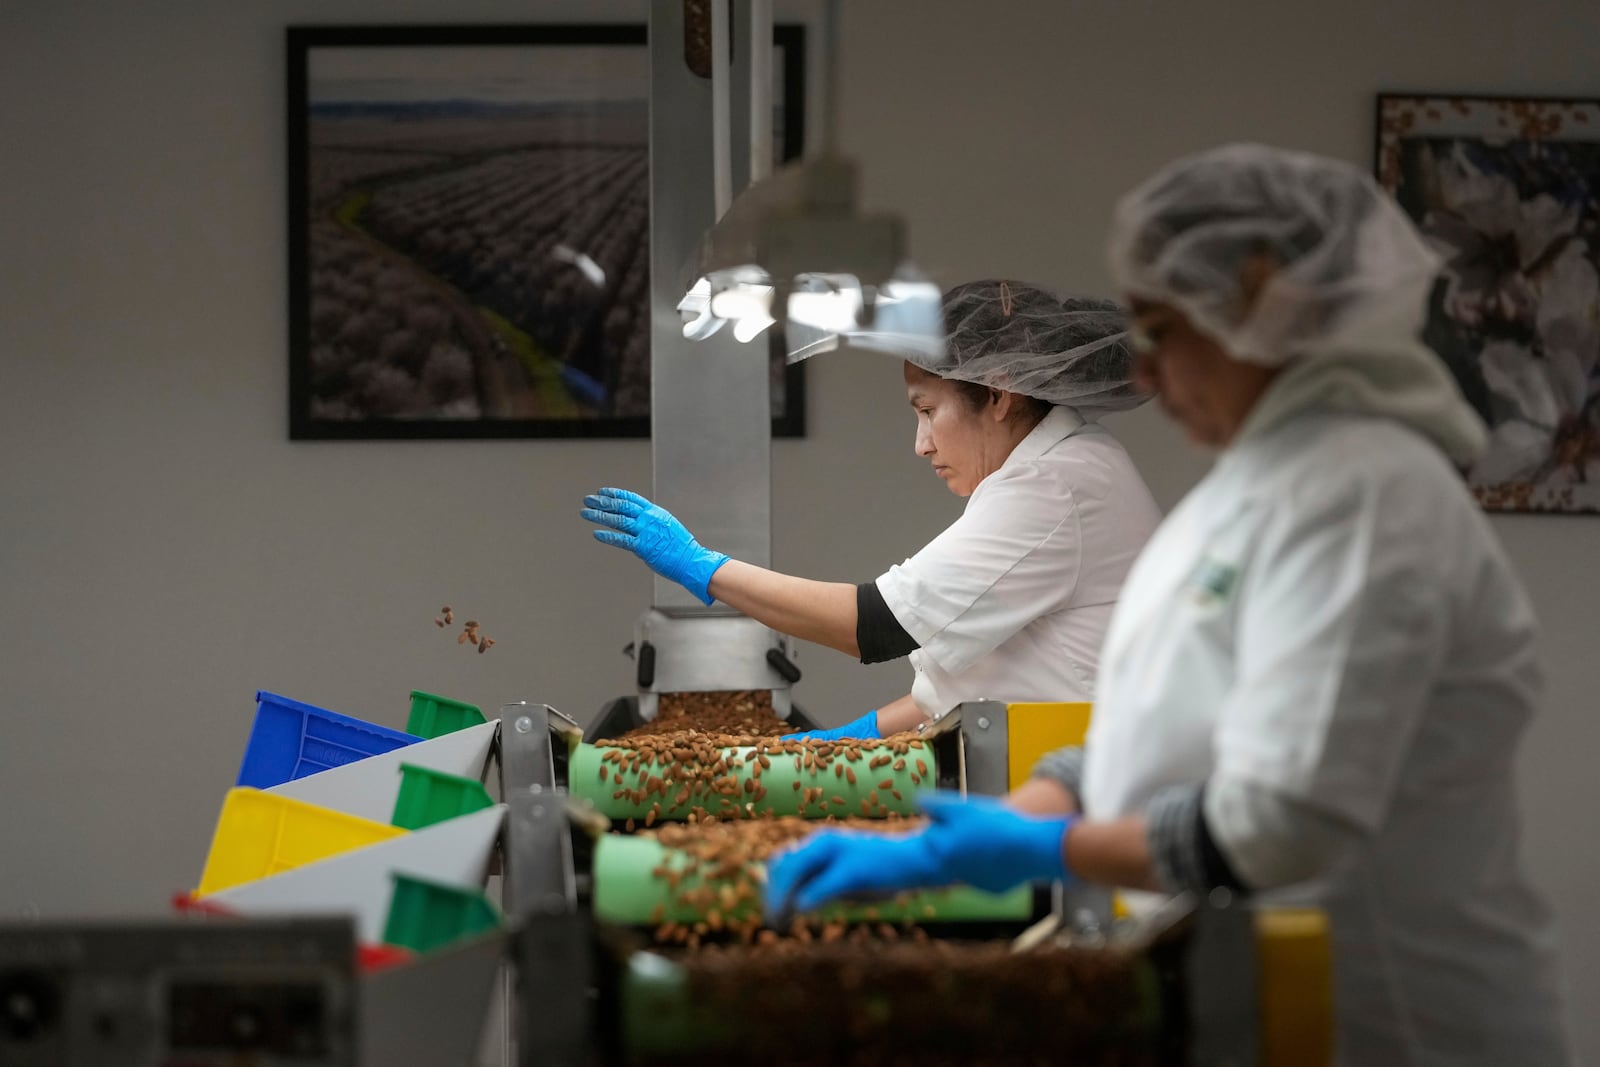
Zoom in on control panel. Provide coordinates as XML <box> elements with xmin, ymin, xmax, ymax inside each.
<box><xmin>0</xmin><ymin>917</ymin><xmax>354</xmax><ymax>1066</ymax></box>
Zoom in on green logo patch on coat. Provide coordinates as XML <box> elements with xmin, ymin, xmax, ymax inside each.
<box><xmin>1189</xmin><ymin>557</ymin><xmax>1239</xmax><ymax>605</ymax></box>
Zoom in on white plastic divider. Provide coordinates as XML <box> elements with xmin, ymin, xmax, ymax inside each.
<box><xmin>360</xmin><ymin>930</ymin><xmax>507</xmax><ymax>1067</ymax></box>
<box><xmin>204</xmin><ymin>805</ymin><xmax>505</xmax><ymax>943</ymax></box>
<box><xmin>267</xmin><ymin>721</ymin><xmax>498</xmax><ymax>823</ymax></box>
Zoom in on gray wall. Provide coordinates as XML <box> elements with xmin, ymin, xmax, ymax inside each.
<box><xmin>3</xmin><ymin>0</ymin><xmax>1596</xmax><ymax>1057</ymax></box>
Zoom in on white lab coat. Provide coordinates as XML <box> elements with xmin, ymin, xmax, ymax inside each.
<box><xmin>876</xmin><ymin>406</ymin><xmax>1160</xmax><ymax>718</ymax></box>
<box><xmin>1083</xmin><ymin>407</ymin><xmax>1571</xmax><ymax>1066</ymax></box>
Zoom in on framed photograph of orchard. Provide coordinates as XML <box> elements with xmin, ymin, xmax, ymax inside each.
<box><xmin>288</xmin><ymin>24</ymin><xmax>807</xmax><ymax>440</ymax></box>
<box><xmin>1376</xmin><ymin>93</ymin><xmax>1600</xmax><ymax>513</ymax></box>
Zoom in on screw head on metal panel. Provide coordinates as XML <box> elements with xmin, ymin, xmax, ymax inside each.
<box><xmin>515</xmin><ymin>716</ymin><xmax>533</xmax><ymax>733</ymax></box>
<box><xmin>529</xmin><ymin>784</ymin><xmax>544</xmax><ymax>795</ymax></box>
<box><xmin>976</xmin><ymin>716</ymin><xmax>991</xmax><ymax>730</ymax></box>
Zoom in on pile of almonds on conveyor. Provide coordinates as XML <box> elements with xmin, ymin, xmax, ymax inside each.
<box><xmin>640</xmin><ymin>816</ymin><xmax>928</xmax><ymax>950</ymax></box>
<box><xmin>594</xmin><ymin>730</ymin><xmax>931</xmax><ymax>828</ymax></box>
<box><xmin>599</xmin><ymin>690</ymin><xmax>937</xmax><ymax>943</ymax></box>
<box><xmin>621</xmin><ymin>689</ymin><xmax>789</xmax><ymax>739</ymax></box>
<box><xmin>643</xmin><ymin>940</ymin><xmax>1160</xmax><ymax>1067</ymax></box>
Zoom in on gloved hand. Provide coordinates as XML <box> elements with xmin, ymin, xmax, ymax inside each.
<box><xmin>783</xmin><ymin>710</ymin><xmax>880</xmax><ymax>742</ymax></box>
<box><xmin>763</xmin><ymin>792</ymin><xmax>1075</xmax><ymax>922</ymax></box>
<box><xmin>581</xmin><ymin>488</ymin><xmax>730</xmax><ymax>605</ymax></box>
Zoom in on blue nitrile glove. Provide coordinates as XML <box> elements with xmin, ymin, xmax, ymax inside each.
<box><xmin>581</xmin><ymin>487</ymin><xmax>731</xmax><ymax>605</ymax></box>
<box><xmin>783</xmin><ymin>710</ymin><xmax>881</xmax><ymax>742</ymax></box>
<box><xmin>763</xmin><ymin>792</ymin><xmax>1075</xmax><ymax>922</ymax></box>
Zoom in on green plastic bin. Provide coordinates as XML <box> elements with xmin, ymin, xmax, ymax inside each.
<box><xmin>406</xmin><ymin>690</ymin><xmax>487</xmax><ymax>739</ymax></box>
<box><xmin>382</xmin><ymin>873</ymin><xmax>500</xmax><ymax>954</ymax></box>
<box><xmin>390</xmin><ymin>764</ymin><xmax>494</xmax><ymax>830</ymax></box>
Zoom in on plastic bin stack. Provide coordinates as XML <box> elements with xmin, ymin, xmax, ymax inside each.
<box><xmin>180</xmin><ymin>689</ymin><xmax>510</xmax><ymax>1064</ymax></box>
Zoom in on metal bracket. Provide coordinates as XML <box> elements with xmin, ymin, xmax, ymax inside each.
<box><xmin>948</xmin><ymin>700</ymin><xmax>1010</xmax><ymax>797</ymax></box>
<box><xmin>495</xmin><ymin>702</ymin><xmax>593</xmax><ymax>1067</ymax></box>
<box><xmin>496</xmin><ymin>702</ymin><xmax>580</xmax><ymax>794</ymax></box>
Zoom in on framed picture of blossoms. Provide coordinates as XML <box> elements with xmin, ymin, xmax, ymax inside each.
<box><xmin>1376</xmin><ymin>93</ymin><xmax>1600</xmax><ymax>514</ymax></box>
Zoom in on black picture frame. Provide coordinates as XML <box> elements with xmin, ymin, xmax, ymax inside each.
<box><xmin>288</xmin><ymin>23</ymin><xmax>807</xmax><ymax>440</ymax></box>
<box><xmin>1375</xmin><ymin>92</ymin><xmax>1600</xmax><ymax>514</ymax></box>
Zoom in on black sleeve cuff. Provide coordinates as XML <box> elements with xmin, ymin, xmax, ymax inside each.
<box><xmin>1147</xmin><ymin>784</ymin><xmax>1248</xmax><ymax>894</ymax></box>
<box><xmin>856</xmin><ymin>581</ymin><xmax>920</xmax><ymax>664</ymax></box>
<box><xmin>1029</xmin><ymin>747</ymin><xmax>1085</xmax><ymax>803</ymax></box>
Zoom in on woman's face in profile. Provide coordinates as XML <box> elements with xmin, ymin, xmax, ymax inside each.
<box><xmin>902</xmin><ymin>364</ymin><xmax>1012</xmax><ymax>497</ymax></box>
<box><xmin>1128</xmin><ymin>300</ymin><xmax>1280</xmax><ymax>449</ymax></box>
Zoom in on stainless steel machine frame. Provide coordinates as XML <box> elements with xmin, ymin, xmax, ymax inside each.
<box><xmin>633</xmin><ymin>0</ymin><xmax>798</xmax><ymax>727</ymax></box>
<box><xmin>632</xmin><ymin>0</ymin><xmax>857</xmax><ymax>700</ymax></box>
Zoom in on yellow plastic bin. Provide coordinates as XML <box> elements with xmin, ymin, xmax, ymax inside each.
<box><xmin>196</xmin><ymin>787</ymin><xmax>408</xmax><ymax>896</ymax></box>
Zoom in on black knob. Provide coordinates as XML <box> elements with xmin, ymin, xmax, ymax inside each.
<box><xmin>636</xmin><ymin>641</ymin><xmax>656</xmax><ymax>689</ymax></box>
<box><xmin>766</xmin><ymin>648</ymin><xmax>801</xmax><ymax>684</ymax></box>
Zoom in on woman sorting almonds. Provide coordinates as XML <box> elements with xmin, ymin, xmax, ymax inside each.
<box><xmin>764</xmin><ymin>144</ymin><xmax>1574</xmax><ymax>1066</ymax></box>
<box><xmin>582</xmin><ymin>279</ymin><xmax>1161</xmax><ymax>741</ymax></box>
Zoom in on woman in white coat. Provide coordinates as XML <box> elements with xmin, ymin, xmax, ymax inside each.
<box><xmin>582</xmin><ymin>282</ymin><xmax>1161</xmax><ymax>739</ymax></box>
<box><xmin>765</xmin><ymin>145</ymin><xmax>1572</xmax><ymax>1065</ymax></box>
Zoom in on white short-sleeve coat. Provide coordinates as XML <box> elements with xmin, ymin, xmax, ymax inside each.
<box><xmin>875</xmin><ymin>406</ymin><xmax>1161</xmax><ymax>718</ymax></box>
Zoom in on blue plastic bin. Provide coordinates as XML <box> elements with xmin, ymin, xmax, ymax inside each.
<box><xmin>236</xmin><ymin>691</ymin><xmax>423</xmax><ymax>788</ymax></box>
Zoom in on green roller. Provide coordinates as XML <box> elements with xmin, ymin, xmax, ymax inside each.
<box><xmin>570</xmin><ymin>741</ymin><xmax>936</xmax><ymax>822</ymax></box>
<box><xmin>592</xmin><ymin>834</ymin><xmax>1030</xmax><ymax>926</ymax></box>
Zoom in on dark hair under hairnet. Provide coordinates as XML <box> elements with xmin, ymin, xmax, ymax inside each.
<box><xmin>910</xmin><ymin>281</ymin><xmax>1146</xmax><ymax>412</ymax></box>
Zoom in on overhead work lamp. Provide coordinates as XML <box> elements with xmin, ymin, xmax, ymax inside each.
<box><xmin>675</xmin><ymin>0</ymin><xmax>944</xmax><ymax>362</ymax></box>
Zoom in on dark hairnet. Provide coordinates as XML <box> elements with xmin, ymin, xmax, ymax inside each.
<box><xmin>910</xmin><ymin>281</ymin><xmax>1146</xmax><ymax>412</ymax></box>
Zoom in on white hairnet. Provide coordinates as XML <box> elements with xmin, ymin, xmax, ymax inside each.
<box><xmin>913</xmin><ymin>281</ymin><xmax>1147</xmax><ymax>411</ymax></box>
<box><xmin>1107</xmin><ymin>143</ymin><xmax>1488</xmax><ymax>466</ymax></box>
<box><xmin>1106</xmin><ymin>143</ymin><xmax>1442</xmax><ymax>365</ymax></box>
